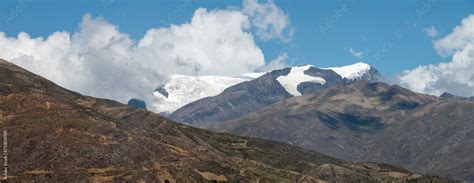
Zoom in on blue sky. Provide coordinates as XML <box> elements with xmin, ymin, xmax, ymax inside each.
<box><xmin>2</xmin><ymin>0</ymin><xmax>474</xmax><ymax>102</ymax></box>
<box><xmin>1</xmin><ymin>0</ymin><xmax>472</xmax><ymax>75</ymax></box>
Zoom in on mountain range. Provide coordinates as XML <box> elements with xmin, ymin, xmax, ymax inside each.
<box><xmin>207</xmin><ymin>81</ymin><xmax>474</xmax><ymax>181</ymax></box>
<box><xmin>170</xmin><ymin>62</ymin><xmax>380</xmax><ymax>126</ymax></box>
<box><xmin>440</xmin><ymin>92</ymin><xmax>474</xmax><ymax>101</ymax></box>
<box><xmin>168</xmin><ymin>63</ymin><xmax>474</xmax><ymax>181</ymax></box>
<box><xmin>148</xmin><ymin>62</ymin><xmax>378</xmax><ymax>116</ymax></box>
<box><xmin>1</xmin><ymin>59</ymin><xmax>455</xmax><ymax>182</ymax></box>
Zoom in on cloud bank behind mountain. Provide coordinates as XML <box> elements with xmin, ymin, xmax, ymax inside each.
<box><xmin>399</xmin><ymin>14</ymin><xmax>474</xmax><ymax>97</ymax></box>
<box><xmin>0</xmin><ymin>0</ymin><xmax>290</xmax><ymax>104</ymax></box>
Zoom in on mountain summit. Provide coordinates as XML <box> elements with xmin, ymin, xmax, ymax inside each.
<box><xmin>150</xmin><ymin>62</ymin><xmax>379</xmax><ymax>114</ymax></box>
<box><xmin>170</xmin><ymin>63</ymin><xmax>380</xmax><ymax>126</ymax></box>
<box><xmin>275</xmin><ymin>62</ymin><xmax>379</xmax><ymax>96</ymax></box>
<box><xmin>208</xmin><ymin>81</ymin><xmax>474</xmax><ymax>181</ymax></box>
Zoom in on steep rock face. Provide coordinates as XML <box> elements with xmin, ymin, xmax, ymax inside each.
<box><xmin>210</xmin><ymin>81</ymin><xmax>474</xmax><ymax>181</ymax></box>
<box><xmin>0</xmin><ymin>59</ymin><xmax>451</xmax><ymax>182</ymax></box>
<box><xmin>170</xmin><ymin>63</ymin><xmax>380</xmax><ymax>127</ymax></box>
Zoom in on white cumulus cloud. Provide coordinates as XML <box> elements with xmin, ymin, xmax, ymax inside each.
<box><xmin>0</xmin><ymin>0</ymin><xmax>292</xmax><ymax>110</ymax></box>
<box><xmin>0</xmin><ymin>15</ymin><xmax>163</xmax><ymax>103</ymax></box>
<box><xmin>434</xmin><ymin>15</ymin><xmax>474</xmax><ymax>56</ymax></box>
<box><xmin>399</xmin><ymin>14</ymin><xmax>474</xmax><ymax>97</ymax></box>
<box><xmin>243</xmin><ymin>0</ymin><xmax>293</xmax><ymax>42</ymax></box>
<box><xmin>137</xmin><ymin>8</ymin><xmax>265</xmax><ymax>76</ymax></box>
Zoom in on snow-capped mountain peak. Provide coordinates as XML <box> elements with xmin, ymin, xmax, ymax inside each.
<box><xmin>325</xmin><ymin>62</ymin><xmax>372</xmax><ymax>80</ymax></box>
<box><xmin>274</xmin><ymin>63</ymin><xmax>377</xmax><ymax>96</ymax></box>
<box><xmin>151</xmin><ymin>62</ymin><xmax>378</xmax><ymax>114</ymax></box>
<box><xmin>151</xmin><ymin>74</ymin><xmax>257</xmax><ymax>113</ymax></box>
<box><xmin>276</xmin><ymin>65</ymin><xmax>326</xmax><ymax>96</ymax></box>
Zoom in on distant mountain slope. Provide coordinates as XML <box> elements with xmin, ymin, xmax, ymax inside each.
<box><xmin>440</xmin><ymin>92</ymin><xmax>474</xmax><ymax>101</ymax></box>
<box><xmin>127</xmin><ymin>98</ymin><xmax>147</xmax><ymax>109</ymax></box>
<box><xmin>170</xmin><ymin>63</ymin><xmax>380</xmax><ymax>127</ymax></box>
<box><xmin>1</xmin><ymin>59</ymin><xmax>451</xmax><ymax>182</ymax></box>
<box><xmin>210</xmin><ymin>81</ymin><xmax>474</xmax><ymax>181</ymax></box>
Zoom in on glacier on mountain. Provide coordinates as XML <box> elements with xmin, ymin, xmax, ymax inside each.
<box><xmin>150</xmin><ymin>62</ymin><xmax>375</xmax><ymax>113</ymax></box>
<box><xmin>275</xmin><ymin>62</ymin><xmax>374</xmax><ymax>96</ymax></box>
<box><xmin>151</xmin><ymin>74</ymin><xmax>252</xmax><ymax>113</ymax></box>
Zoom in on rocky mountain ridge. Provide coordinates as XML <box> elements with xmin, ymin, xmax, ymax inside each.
<box><xmin>170</xmin><ymin>63</ymin><xmax>381</xmax><ymax>126</ymax></box>
<box><xmin>208</xmin><ymin>81</ymin><xmax>474</xmax><ymax>181</ymax></box>
<box><xmin>0</xmin><ymin>59</ymin><xmax>451</xmax><ymax>182</ymax></box>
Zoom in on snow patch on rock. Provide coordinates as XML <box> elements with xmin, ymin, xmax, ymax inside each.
<box><xmin>325</xmin><ymin>62</ymin><xmax>371</xmax><ymax>80</ymax></box>
<box><xmin>276</xmin><ymin>65</ymin><xmax>326</xmax><ymax>96</ymax></box>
